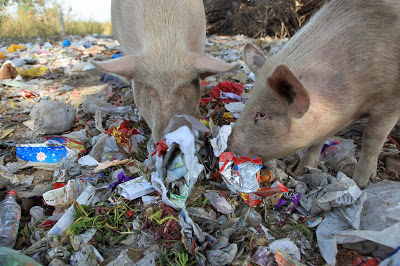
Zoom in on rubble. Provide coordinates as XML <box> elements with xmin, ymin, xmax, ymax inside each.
<box><xmin>0</xmin><ymin>33</ymin><xmax>398</xmax><ymax>266</ymax></box>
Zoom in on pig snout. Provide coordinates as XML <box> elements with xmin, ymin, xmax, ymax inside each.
<box><xmin>227</xmin><ymin>126</ymin><xmax>249</xmax><ymax>156</ymax></box>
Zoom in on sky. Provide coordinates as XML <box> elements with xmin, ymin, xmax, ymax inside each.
<box><xmin>63</xmin><ymin>0</ymin><xmax>111</xmax><ymax>22</ymax></box>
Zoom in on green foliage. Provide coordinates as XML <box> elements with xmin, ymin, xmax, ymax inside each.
<box><xmin>296</xmin><ymin>223</ymin><xmax>314</xmax><ymax>242</ymax></box>
<box><xmin>66</xmin><ymin>200</ymin><xmax>137</xmax><ymax>248</ymax></box>
<box><xmin>0</xmin><ymin>0</ymin><xmax>112</xmax><ymax>39</ymax></box>
<box><xmin>159</xmin><ymin>245</ymin><xmax>197</xmax><ymax>266</ymax></box>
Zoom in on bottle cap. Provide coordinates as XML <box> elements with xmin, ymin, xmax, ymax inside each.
<box><xmin>6</xmin><ymin>190</ymin><xmax>17</xmax><ymax>197</ymax></box>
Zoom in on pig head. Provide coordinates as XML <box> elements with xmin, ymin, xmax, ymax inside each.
<box><xmin>229</xmin><ymin>0</ymin><xmax>400</xmax><ymax>189</ymax></box>
<box><xmin>93</xmin><ymin>0</ymin><xmax>239</xmax><ymax>142</ymax></box>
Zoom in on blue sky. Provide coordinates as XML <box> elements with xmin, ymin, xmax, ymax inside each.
<box><xmin>63</xmin><ymin>0</ymin><xmax>111</xmax><ymax>22</ymax></box>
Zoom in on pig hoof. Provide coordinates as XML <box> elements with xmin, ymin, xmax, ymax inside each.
<box><xmin>293</xmin><ymin>166</ymin><xmax>306</xmax><ymax>176</ymax></box>
<box><xmin>352</xmin><ymin>174</ymin><xmax>370</xmax><ymax>189</ymax></box>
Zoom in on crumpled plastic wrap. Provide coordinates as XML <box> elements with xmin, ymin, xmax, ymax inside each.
<box><xmin>151</xmin><ymin>126</ymin><xmax>204</xmax><ymax>209</ymax></box>
<box><xmin>210</xmin><ymin>125</ymin><xmax>232</xmax><ymax>157</ymax></box>
<box><xmin>29</xmin><ymin>100</ymin><xmax>77</xmax><ymax>135</ymax></box>
<box><xmin>316</xmin><ymin>180</ymin><xmax>400</xmax><ymax>265</ymax></box>
<box><xmin>82</xmin><ymin>94</ymin><xmax>132</xmax><ymax>116</ymax></box>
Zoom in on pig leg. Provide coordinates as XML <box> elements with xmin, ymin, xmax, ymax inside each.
<box><xmin>353</xmin><ymin>114</ymin><xmax>399</xmax><ymax>189</ymax></box>
<box><xmin>293</xmin><ymin>142</ymin><xmax>325</xmax><ymax>176</ymax></box>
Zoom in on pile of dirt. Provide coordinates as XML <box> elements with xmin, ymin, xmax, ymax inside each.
<box><xmin>205</xmin><ymin>0</ymin><xmax>327</xmax><ymax>38</ymax></box>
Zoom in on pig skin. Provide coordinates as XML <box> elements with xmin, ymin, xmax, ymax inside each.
<box><xmin>93</xmin><ymin>0</ymin><xmax>239</xmax><ymax>142</ymax></box>
<box><xmin>228</xmin><ymin>0</ymin><xmax>400</xmax><ymax>189</ymax></box>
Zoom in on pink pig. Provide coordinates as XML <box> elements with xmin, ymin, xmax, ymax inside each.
<box><xmin>93</xmin><ymin>0</ymin><xmax>238</xmax><ymax>142</ymax></box>
<box><xmin>228</xmin><ymin>0</ymin><xmax>400</xmax><ymax>188</ymax></box>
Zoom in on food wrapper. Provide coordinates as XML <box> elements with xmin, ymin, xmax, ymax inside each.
<box><xmin>219</xmin><ymin>152</ymin><xmax>289</xmax><ymax>206</ymax></box>
<box><xmin>241</xmin><ymin>181</ymin><xmax>290</xmax><ymax>207</ymax></box>
<box><xmin>219</xmin><ymin>152</ymin><xmax>262</xmax><ymax>193</ymax></box>
<box><xmin>16</xmin><ymin>66</ymin><xmax>48</xmax><ymax>78</ymax></box>
<box><xmin>275</xmin><ymin>191</ymin><xmax>302</xmax><ymax>214</ymax></box>
<box><xmin>105</xmin><ymin>120</ymin><xmax>141</xmax><ymax>151</ymax></box>
<box><xmin>7</xmin><ymin>44</ymin><xmax>26</xmax><ymax>53</ymax></box>
<box><xmin>16</xmin><ymin>136</ymin><xmax>85</xmax><ymax>163</ymax></box>
<box><xmin>252</xmin><ymin>181</ymin><xmax>289</xmax><ymax>197</ymax></box>
<box><xmin>16</xmin><ymin>143</ymin><xmax>66</xmax><ymax>163</ymax></box>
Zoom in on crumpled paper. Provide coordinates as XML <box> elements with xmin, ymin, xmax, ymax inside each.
<box><xmin>296</xmin><ymin>169</ymin><xmax>362</xmax><ymax>215</ymax></box>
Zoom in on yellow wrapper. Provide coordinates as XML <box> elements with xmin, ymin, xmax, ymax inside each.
<box><xmin>7</xmin><ymin>44</ymin><xmax>26</xmax><ymax>53</ymax></box>
<box><xmin>0</xmin><ymin>52</ymin><xmax>7</xmax><ymax>60</ymax></box>
<box><xmin>200</xmin><ymin>119</ymin><xmax>209</xmax><ymax>127</ymax></box>
<box><xmin>17</xmin><ymin>66</ymin><xmax>48</xmax><ymax>78</ymax></box>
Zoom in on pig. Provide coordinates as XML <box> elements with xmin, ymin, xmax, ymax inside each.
<box><xmin>93</xmin><ymin>0</ymin><xmax>238</xmax><ymax>142</ymax></box>
<box><xmin>228</xmin><ymin>0</ymin><xmax>400</xmax><ymax>189</ymax></box>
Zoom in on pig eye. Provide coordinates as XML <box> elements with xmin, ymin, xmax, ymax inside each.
<box><xmin>255</xmin><ymin>112</ymin><xmax>266</xmax><ymax>120</ymax></box>
<box><xmin>255</xmin><ymin>112</ymin><xmax>273</xmax><ymax>122</ymax></box>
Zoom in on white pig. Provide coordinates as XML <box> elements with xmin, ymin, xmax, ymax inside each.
<box><xmin>228</xmin><ymin>0</ymin><xmax>400</xmax><ymax>188</ymax></box>
<box><xmin>93</xmin><ymin>0</ymin><xmax>238</xmax><ymax>142</ymax></box>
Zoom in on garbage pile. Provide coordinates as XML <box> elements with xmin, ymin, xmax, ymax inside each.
<box><xmin>0</xmin><ymin>34</ymin><xmax>399</xmax><ymax>266</ymax></box>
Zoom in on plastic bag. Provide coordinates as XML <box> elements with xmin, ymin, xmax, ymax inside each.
<box><xmin>0</xmin><ymin>246</ymin><xmax>41</xmax><ymax>266</ymax></box>
<box><xmin>29</xmin><ymin>100</ymin><xmax>77</xmax><ymax>135</ymax></box>
<box><xmin>321</xmin><ymin>137</ymin><xmax>356</xmax><ymax>164</ymax></box>
<box><xmin>82</xmin><ymin>94</ymin><xmax>132</xmax><ymax>116</ymax></box>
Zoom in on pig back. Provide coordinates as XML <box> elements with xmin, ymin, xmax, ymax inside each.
<box><xmin>111</xmin><ymin>0</ymin><xmax>206</xmax><ymax>56</ymax></box>
<box><xmin>272</xmin><ymin>0</ymin><xmax>400</xmax><ymax>108</ymax></box>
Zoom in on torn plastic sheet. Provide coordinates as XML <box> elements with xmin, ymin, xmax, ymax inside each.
<box><xmin>70</xmin><ymin>241</ymin><xmax>100</xmax><ymax>266</ymax></box>
<box><xmin>379</xmin><ymin>247</ymin><xmax>400</xmax><ymax>266</ymax></box>
<box><xmin>298</xmin><ymin>170</ymin><xmax>362</xmax><ymax>215</ymax></box>
<box><xmin>82</xmin><ymin>94</ymin><xmax>132</xmax><ymax>116</ymax></box>
<box><xmin>316</xmin><ymin>180</ymin><xmax>400</xmax><ymax>265</ymax></box>
<box><xmin>151</xmin><ymin>126</ymin><xmax>204</xmax><ymax>209</ymax></box>
<box><xmin>210</xmin><ymin>125</ymin><xmax>232</xmax><ymax>157</ymax></box>
<box><xmin>78</xmin><ymin>155</ymin><xmax>99</xmax><ymax>167</ymax></box>
<box><xmin>162</xmin><ymin>114</ymin><xmax>210</xmax><ymax>138</ymax></box>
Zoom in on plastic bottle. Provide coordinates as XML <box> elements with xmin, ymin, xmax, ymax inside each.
<box><xmin>0</xmin><ymin>190</ymin><xmax>21</xmax><ymax>248</ymax></box>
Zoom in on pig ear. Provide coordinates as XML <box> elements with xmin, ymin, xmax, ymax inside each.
<box><xmin>193</xmin><ymin>55</ymin><xmax>241</xmax><ymax>80</ymax></box>
<box><xmin>91</xmin><ymin>55</ymin><xmax>140</xmax><ymax>81</ymax></box>
<box><xmin>244</xmin><ymin>44</ymin><xmax>266</xmax><ymax>74</ymax></box>
<box><xmin>267</xmin><ymin>65</ymin><xmax>310</xmax><ymax>119</ymax></box>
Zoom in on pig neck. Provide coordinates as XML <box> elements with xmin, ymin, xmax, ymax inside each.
<box><xmin>116</xmin><ymin>0</ymin><xmax>205</xmax><ymax>56</ymax></box>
